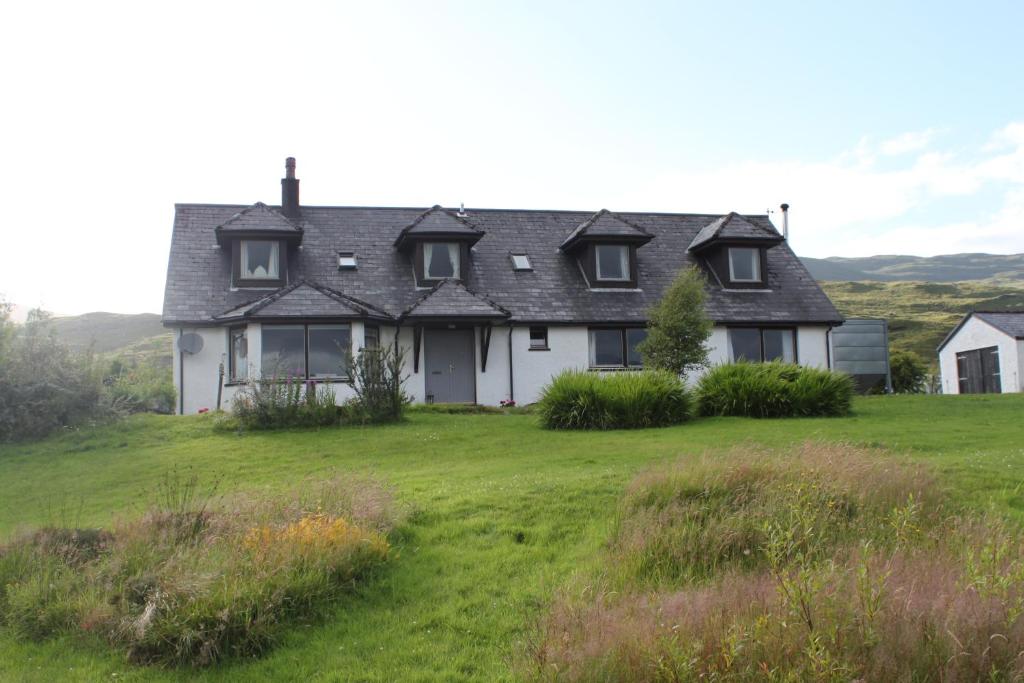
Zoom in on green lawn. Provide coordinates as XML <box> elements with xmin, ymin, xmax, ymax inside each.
<box><xmin>2</xmin><ymin>395</ymin><xmax>1023</xmax><ymax>681</ymax></box>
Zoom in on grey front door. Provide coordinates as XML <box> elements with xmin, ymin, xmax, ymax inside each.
<box><xmin>424</xmin><ymin>329</ymin><xmax>476</xmax><ymax>403</ymax></box>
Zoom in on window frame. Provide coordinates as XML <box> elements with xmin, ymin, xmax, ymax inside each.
<box><xmin>260</xmin><ymin>322</ymin><xmax>353</xmax><ymax>381</ymax></box>
<box><xmin>594</xmin><ymin>244</ymin><xmax>631</xmax><ymax>282</ymax></box>
<box><xmin>727</xmin><ymin>326</ymin><xmax>797</xmax><ymax>363</ymax></box>
<box><xmin>228</xmin><ymin>326</ymin><xmax>248</xmax><ymax>382</ymax></box>
<box><xmin>233</xmin><ymin>239</ymin><xmax>287</xmax><ymax>288</ymax></box>
<box><xmin>363</xmin><ymin>324</ymin><xmax>380</xmax><ymax>351</ymax></box>
<box><xmin>588</xmin><ymin>327</ymin><xmax>647</xmax><ymax>369</ymax></box>
<box><xmin>727</xmin><ymin>247</ymin><xmax>762</xmax><ymax>283</ymax></box>
<box><xmin>529</xmin><ymin>326</ymin><xmax>549</xmax><ymax>351</ymax></box>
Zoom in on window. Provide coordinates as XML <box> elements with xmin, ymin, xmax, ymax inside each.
<box><xmin>338</xmin><ymin>252</ymin><xmax>357</xmax><ymax>270</ymax></box>
<box><xmin>240</xmin><ymin>240</ymin><xmax>280</xmax><ymax>280</ymax></box>
<box><xmin>261</xmin><ymin>324</ymin><xmax>351</xmax><ymax>380</ymax></box>
<box><xmin>728</xmin><ymin>327</ymin><xmax>796</xmax><ymax>363</ymax></box>
<box><xmin>511</xmin><ymin>253</ymin><xmax>532</xmax><ymax>271</ymax></box>
<box><xmin>956</xmin><ymin>346</ymin><xmax>1001</xmax><ymax>394</ymax></box>
<box><xmin>728</xmin><ymin>247</ymin><xmax>761</xmax><ymax>283</ymax></box>
<box><xmin>595</xmin><ymin>244</ymin><xmax>629</xmax><ymax>281</ymax></box>
<box><xmin>588</xmin><ymin>328</ymin><xmax>646</xmax><ymax>368</ymax></box>
<box><xmin>529</xmin><ymin>326</ymin><xmax>548</xmax><ymax>350</ymax></box>
<box><xmin>424</xmin><ymin>242</ymin><xmax>460</xmax><ymax>279</ymax></box>
<box><xmin>364</xmin><ymin>325</ymin><xmax>380</xmax><ymax>350</ymax></box>
<box><xmin>229</xmin><ymin>327</ymin><xmax>248</xmax><ymax>381</ymax></box>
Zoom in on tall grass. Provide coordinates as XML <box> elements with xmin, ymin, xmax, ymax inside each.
<box><xmin>537</xmin><ymin>370</ymin><xmax>693</xmax><ymax>430</ymax></box>
<box><xmin>525</xmin><ymin>443</ymin><xmax>1024</xmax><ymax>681</ymax></box>
<box><xmin>0</xmin><ymin>474</ymin><xmax>403</xmax><ymax>667</ymax></box>
<box><xmin>697</xmin><ymin>361</ymin><xmax>854</xmax><ymax>418</ymax></box>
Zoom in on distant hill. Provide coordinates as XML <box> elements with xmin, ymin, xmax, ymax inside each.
<box><xmin>802</xmin><ymin>253</ymin><xmax>1024</xmax><ymax>282</ymax></box>
<box><xmin>820</xmin><ymin>280</ymin><xmax>1024</xmax><ymax>361</ymax></box>
<box><xmin>47</xmin><ymin>312</ymin><xmax>168</xmax><ymax>354</ymax></box>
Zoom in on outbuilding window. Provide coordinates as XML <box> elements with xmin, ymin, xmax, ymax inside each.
<box><xmin>728</xmin><ymin>327</ymin><xmax>796</xmax><ymax>363</ymax></box>
<box><xmin>589</xmin><ymin>328</ymin><xmax>647</xmax><ymax>368</ymax></box>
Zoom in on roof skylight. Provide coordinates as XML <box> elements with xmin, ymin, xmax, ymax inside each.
<box><xmin>338</xmin><ymin>252</ymin><xmax>357</xmax><ymax>270</ymax></box>
<box><xmin>510</xmin><ymin>253</ymin><xmax>532</xmax><ymax>271</ymax></box>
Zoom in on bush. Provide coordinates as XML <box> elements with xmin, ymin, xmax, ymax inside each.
<box><xmin>890</xmin><ymin>350</ymin><xmax>928</xmax><ymax>393</ymax></box>
<box><xmin>0</xmin><ymin>306</ymin><xmax>114</xmax><ymax>441</ymax></box>
<box><xmin>231</xmin><ymin>377</ymin><xmax>339</xmax><ymax>430</ymax></box>
<box><xmin>696</xmin><ymin>361</ymin><xmax>854</xmax><ymax>418</ymax></box>
<box><xmin>0</xmin><ymin>473</ymin><xmax>403</xmax><ymax>667</ymax></box>
<box><xmin>344</xmin><ymin>345</ymin><xmax>410</xmax><ymax>424</ymax></box>
<box><xmin>104</xmin><ymin>359</ymin><xmax>176</xmax><ymax>414</ymax></box>
<box><xmin>537</xmin><ymin>370</ymin><xmax>693</xmax><ymax>430</ymax></box>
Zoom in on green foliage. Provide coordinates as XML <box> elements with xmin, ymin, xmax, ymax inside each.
<box><xmin>697</xmin><ymin>361</ymin><xmax>854</xmax><ymax>418</ymax></box>
<box><xmin>343</xmin><ymin>345</ymin><xmax>410</xmax><ymax>424</ymax></box>
<box><xmin>104</xmin><ymin>358</ymin><xmax>176</xmax><ymax>414</ymax></box>
<box><xmin>889</xmin><ymin>350</ymin><xmax>927</xmax><ymax>394</ymax></box>
<box><xmin>231</xmin><ymin>377</ymin><xmax>339</xmax><ymax>430</ymax></box>
<box><xmin>537</xmin><ymin>369</ymin><xmax>693</xmax><ymax>430</ymax></box>
<box><xmin>636</xmin><ymin>266</ymin><xmax>712</xmax><ymax>377</ymax></box>
<box><xmin>0</xmin><ymin>475</ymin><xmax>400</xmax><ymax>667</ymax></box>
<box><xmin>0</xmin><ymin>301</ymin><xmax>113</xmax><ymax>442</ymax></box>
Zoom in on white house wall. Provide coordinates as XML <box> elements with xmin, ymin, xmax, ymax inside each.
<box><xmin>175</xmin><ymin>322</ymin><xmax>837</xmax><ymax>413</ymax></box>
<box><xmin>939</xmin><ymin>317</ymin><xmax>1022</xmax><ymax>394</ymax></box>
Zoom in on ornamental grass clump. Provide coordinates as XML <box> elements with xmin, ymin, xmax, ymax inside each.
<box><xmin>525</xmin><ymin>443</ymin><xmax>1024</xmax><ymax>682</ymax></box>
<box><xmin>0</xmin><ymin>471</ymin><xmax>403</xmax><ymax>667</ymax></box>
<box><xmin>696</xmin><ymin>361</ymin><xmax>854</xmax><ymax>418</ymax></box>
<box><xmin>537</xmin><ymin>370</ymin><xmax>693</xmax><ymax>430</ymax></box>
<box><xmin>231</xmin><ymin>376</ymin><xmax>339</xmax><ymax>430</ymax></box>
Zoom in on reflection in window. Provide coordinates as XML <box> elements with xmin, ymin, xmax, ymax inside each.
<box><xmin>729</xmin><ymin>328</ymin><xmax>796</xmax><ymax>363</ymax></box>
<box><xmin>261</xmin><ymin>325</ymin><xmax>305</xmax><ymax>378</ymax></box>
<box><xmin>229</xmin><ymin>327</ymin><xmax>248</xmax><ymax>381</ymax></box>
<box><xmin>589</xmin><ymin>328</ymin><xmax>646</xmax><ymax>368</ymax></box>
<box><xmin>728</xmin><ymin>247</ymin><xmax>761</xmax><ymax>283</ymax></box>
<box><xmin>626</xmin><ymin>329</ymin><xmax>647</xmax><ymax>367</ymax></box>
<box><xmin>308</xmin><ymin>325</ymin><xmax>350</xmax><ymax>378</ymax></box>
<box><xmin>364</xmin><ymin>325</ymin><xmax>380</xmax><ymax>350</ymax></box>
<box><xmin>595</xmin><ymin>244</ymin><xmax>629</xmax><ymax>281</ymax></box>
<box><xmin>241</xmin><ymin>240</ymin><xmax>280</xmax><ymax>280</ymax></box>
<box><xmin>425</xmin><ymin>243</ymin><xmax>460</xmax><ymax>279</ymax></box>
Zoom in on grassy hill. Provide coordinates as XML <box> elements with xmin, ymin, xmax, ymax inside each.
<box><xmin>802</xmin><ymin>252</ymin><xmax>1024</xmax><ymax>282</ymax></box>
<box><xmin>820</xmin><ymin>280</ymin><xmax>1024</xmax><ymax>361</ymax></box>
<box><xmin>1</xmin><ymin>398</ymin><xmax>1023</xmax><ymax>680</ymax></box>
<box><xmin>48</xmin><ymin>312</ymin><xmax>167</xmax><ymax>354</ymax></box>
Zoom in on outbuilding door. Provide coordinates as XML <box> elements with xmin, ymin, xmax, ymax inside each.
<box><xmin>424</xmin><ymin>329</ymin><xmax>476</xmax><ymax>403</ymax></box>
<box><xmin>956</xmin><ymin>346</ymin><xmax>1001</xmax><ymax>394</ymax></box>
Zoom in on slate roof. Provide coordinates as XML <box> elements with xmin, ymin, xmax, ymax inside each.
<box><xmin>402</xmin><ymin>280</ymin><xmax>509</xmax><ymax>320</ymax></box>
<box><xmin>163</xmin><ymin>203</ymin><xmax>842</xmax><ymax>326</ymax></box>
<box><xmin>214</xmin><ymin>202</ymin><xmax>302</xmax><ymax>241</ymax></box>
<box><xmin>559</xmin><ymin>209</ymin><xmax>654</xmax><ymax>251</ymax></box>
<box><xmin>938</xmin><ymin>311</ymin><xmax>1024</xmax><ymax>351</ymax></box>
<box><xmin>216</xmin><ymin>281</ymin><xmax>391</xmax><ymax>321</ymax></box>
<box><xmin>393</xmin><ymin>205</ymin><xmax>484</xmax><ymax>249</ymax></box>
<box><xmin>689</xmin><ymin>212</ymin><xmax>782</xmax><ymax>252</ymax></box>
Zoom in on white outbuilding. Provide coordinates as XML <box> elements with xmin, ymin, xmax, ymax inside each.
<box><xmin>938</xmin><ymin>311</ymin><xmax>1024</xmax><ymax>394</ymax></box>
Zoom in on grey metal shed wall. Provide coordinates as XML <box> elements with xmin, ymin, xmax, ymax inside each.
<box><xmin>831</xmin><ymin>318</ymin><xmax>891</xmax><ymax>392</ymax></box>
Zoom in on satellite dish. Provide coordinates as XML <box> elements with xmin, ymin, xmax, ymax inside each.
<box><xmin>178</xmin><ymin>333</ymin><xmax>204</xmax><ymax>354</ymax></box>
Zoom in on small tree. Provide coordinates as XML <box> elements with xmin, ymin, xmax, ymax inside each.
<box><xmin>890</xmin><ymin>350</ymin><xmax>927</xmax><ymax>394</ymax></box>
<box><xmin>637</xmin><ymin>266</ymin><xmax>712</xmax><ymax>378</ymax></box>
<box><xmin>346</xmin><ymin>345</ymin><xmax>410</xmax><ymax>423</ymax></box>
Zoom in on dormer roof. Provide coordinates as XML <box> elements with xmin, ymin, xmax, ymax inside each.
<box><xmin>559</xmin><ymin>209</ymin><xmax>654</xmax><ymax>253</ymax></box>
<box><xmin>214</xmin><ymin>202</ymin><xmax>303</xmax><ymax>246</ymax></box>
<box><xmin>401</xmin><ymin>280</ymin><xmax>509</xmax><ymax>321</ymax></box>
<box><xmin>688</xmin><ymin>212</ymin><xmax>782</xmax><ymax>252</ymax></box>
<box><xmin>215</xmin><ymin>280</ymin><xmax>391</xmax><ymax>321</ymax></box>
<box><xmin>393</xmin><ymin>205</ymin><xmax>485</xmax><ymax>251</ymax></box>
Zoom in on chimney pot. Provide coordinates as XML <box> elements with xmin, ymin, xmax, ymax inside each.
<box><xmin>780</xmin><ymin>203</ymin><xmax>790</xmax><ymax>240</ymax></box>
<box><xmin>281</xmin><ymin>157</ymin><xmax>300</xmax><ymax>218</ymax></box>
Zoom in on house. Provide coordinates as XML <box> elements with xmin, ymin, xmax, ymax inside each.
<box><xmin>162</xmin><ymin>159</ymin><xmax>843</xmax><ymax>413</ymax></box>
<box><xmin>937</xmin><ymin>311</ymin><xmax>1024</xmax><ymax>394</ymax></box>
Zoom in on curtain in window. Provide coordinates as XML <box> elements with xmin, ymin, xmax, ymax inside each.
<box><xmin>596</xmin><ymin>245</ymin><xmax>628</xmax><ymax>280</ymax></box>
<box><xmin>242</xmin><ymin>241</ymin><xmax>280</xmax><ymax>279</ymax></box>
<box><xmin>426</xmin><ymin>243</ymin><xmax>459</xmax><ymax>278</ymax></box>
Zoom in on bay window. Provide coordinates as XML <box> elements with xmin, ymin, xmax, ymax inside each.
<box><xmin>261</xmin><ymin>324</ymin><xmax>351</xmax><ymax>379</ymax></box>
<box><xmin>728</xmin><ymin>327</ymin><xmax>796</xmax><ymax>363</ymax></box>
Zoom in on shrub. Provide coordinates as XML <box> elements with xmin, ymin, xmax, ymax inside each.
<box><xmin>344</xmin><ymin>345</ymin><xmax>410</xmax><ymax>424</ymax></box>
<box><xmin>890</xmin><ymin>349</ymin><xmax>928</xmax><ymax>393</ymax></box>
<box><xmin>0</xmin><ymin>306</ymin><xmax>114</xmax><ymax>441</ymax></box>
<box><xmin>104</xmin><ymin>359</ymin><xmax>176</xmax><ymax>414</ymax></box>
<box><xmin>636</xmin><ymin>266</ymin><xmax>712</xmax><ymax>378</ymax></box>
<box><xmin>526</xmin><ymin>444</ymin><xmax>1024</xmax><ymax>682</ymax></box>
<box><xmin>231</xmin><ymin>377</ymin><xmax>339</xmax><ymax>430</ymax></box>
<box><xmin>0</xmin><ymin>473</ymin><xmax>403</xmax><ymax>667</ymax></box>
<box><xmin>696</xmin><ymin>361</ymin><xmax>854</xmax><ymax>418</ymax></box>
<box><xmin>537</xmin><ymin>370</ymin><xmax>693</xmax><ymax>430</ymax></box>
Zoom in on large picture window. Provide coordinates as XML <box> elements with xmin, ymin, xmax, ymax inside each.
<box><xmin>728</xmin><ymin>247</ymin><xmax>761</xmax><ymax>283</ymax></box>
<box><xmin>729</xmin><ymin>327</ymin><xmax>796</xmax><ymax>363</ymax></box>
<box><xmin>595</xmin><ymin>244</ymin><xmax>630</xmax><ymax>281</ymax></box>
<box><xmin>589</xmin><ymin>328</ymin><xmax>647</xmax><ymax>368</ymax></box>
<box><xmin>241</xmin><ymin>240</ymin><xmax>280</xmax><ymax>280</ymax></box>
<box><xmin>424</xmin><ymin>242</ymin><xmax>460</xmax><ymax>279</ymax></box>
<box><xmin>261</xmin><ymin>324</ymin><xmax>351</xmax><ymax>379</ymax></box>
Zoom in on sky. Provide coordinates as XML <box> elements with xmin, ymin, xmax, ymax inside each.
<box><xmin>1</xmin><ymin>1</ymin><xmax>1023</xmax><ymax>315</ymax></box>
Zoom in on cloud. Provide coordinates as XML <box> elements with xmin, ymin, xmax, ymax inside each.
<box><xmin>879</xmin><ymin>128</ymin><xmax>941</xmax><ymax>156</ymax></box>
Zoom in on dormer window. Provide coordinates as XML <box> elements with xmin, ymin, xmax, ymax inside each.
<box><xmin>728</xmin><ymin>247</ymin><xmax>761</xmax><ymax>283</ymax></box>
<box><xmin>595</xmin><ymin>245</ymin><xmax>630</xmax><ymax>281</ymax></box>
<box><xmin>424</xmin><ymin>242</ymin><xmax>460</xmax><ymax>280</ymax></box>
<box><xmin>234</xmin><ymin>239</ymin><xmax>286</xmax><ymax>287</ymax></box>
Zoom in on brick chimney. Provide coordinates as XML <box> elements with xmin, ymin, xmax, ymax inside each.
<box><xmin>281</xmin><ymin>157</ymin><xmax>300</xmax><ymax>218</ymax></box>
